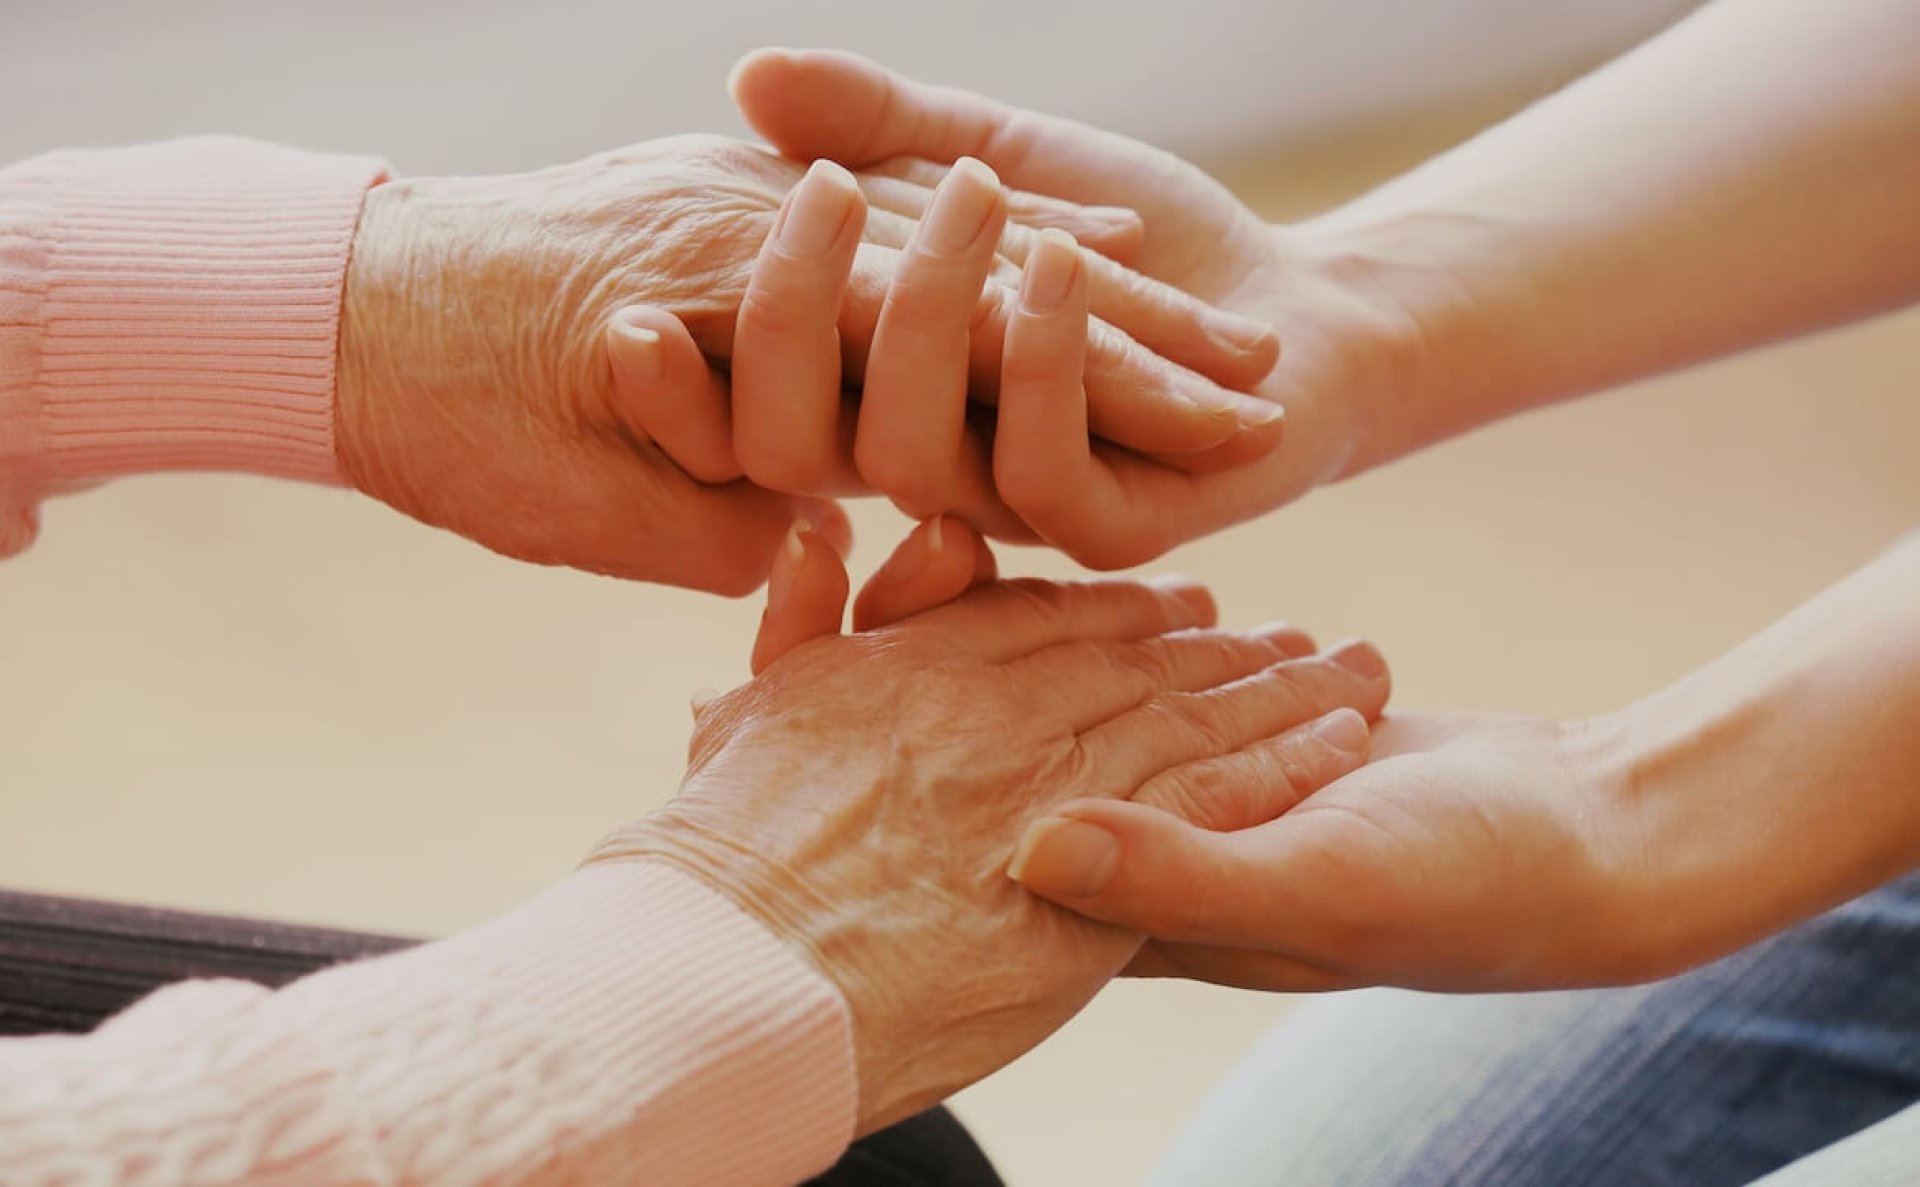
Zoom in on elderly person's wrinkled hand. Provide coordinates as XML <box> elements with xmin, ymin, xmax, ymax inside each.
<box><xmin>333</xmin><ymin>136</ymin><xmax>1282</xmax><ymax>592</ymax></box>
<box><xmin>591</xmin><ymin>533</ymin><xmax>1390</xmax><ymax>1134</ymax></box>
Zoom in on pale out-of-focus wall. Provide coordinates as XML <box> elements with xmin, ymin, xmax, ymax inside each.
<box><xmin>12</xmin><ymin>3</ymin><xmax>1920</xmax><ymax>1184</ymax></box>
<box><xmin>0</xmin><ymin>1</ymin><xmax>1700</xmax><ymax>168</ymax></box>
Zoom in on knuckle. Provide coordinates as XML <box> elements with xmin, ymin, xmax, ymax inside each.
<box><xmin>855</xmin><ymin>440</ymin><xmax>950</xmax><ymax>511</ymax></box>
<box><xmin>988</xmin><ymin>578</ymin><xmax>1073</xmax><ymax>629</ymax></box>
<box><xmin>1149</xmin><ymin>692</ymin><xmax>1233</xmax><ymax>755</ymax></box>
<box><xmin>1113</xmin><ymin>638</ymin><xmax>1181</xmax><ymax>691</ymax></box>
<box><xmin>673</xmin><ymin>133</ymin><xmax>771</xmax><ymax>178</ymax></box>
<box><xmin>998</xmin><ymin>470</ymin><xmax>1079</xmax><ymax>528</ymax></box>
<box><xmin>999</xmin><ymin>333</ymin><xmax>1072</xmax><ymax>387</ymax></box>
<box><xmin>738</xmin><ymin>280</ymin><xmax>830</xmax><ymax>339</ymax></box>
<box><xmin>739</xmin><ymin>444</ymin><xmax>831</xmax><ymax>495</ymax></box>
<box><xmin>1261</xmin><ymin>747</ymin><xmax>1318</xmax><ymax>812</ymax></box>
<box><xmin>1143</xmin><ymin>763</ymin><xmax>1234</xmax><ymax>828</ymax></box>
<box><xmin>883</xmin><ymin>267</ymin><xmax>980</xmax><ymax>328</ymax></box>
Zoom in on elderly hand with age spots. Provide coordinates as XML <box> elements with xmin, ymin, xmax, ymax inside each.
<box><xmin>603</xmin><ymin>512</ymin><xmax>1390</xmax><ymax>1136</ymax></box>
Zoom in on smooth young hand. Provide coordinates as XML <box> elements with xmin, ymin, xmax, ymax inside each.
<box><xmin>728</xmin><ymin>48</ymin><xmax>1420</xmax><ymax>568</ymax></box>
<box><xmin>1012</xmin><ymin>537</ymin><xmax>1920</xmax><ymax>993</ymax></box>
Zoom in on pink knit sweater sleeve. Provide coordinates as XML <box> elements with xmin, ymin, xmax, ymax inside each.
<box><xmin>0</xmin><ymin>136</ymin><xmax>380</xmax><ymax>551</ymax></box>
<box><xmin>0</xmin><ymin>862</ymin><xmax>858</xmax><ymax>1185</ymax></box>
<box><xmin>0</xmin><ymin>140</ymin><xmax>859</xmax><ymax>1183</ymax></box>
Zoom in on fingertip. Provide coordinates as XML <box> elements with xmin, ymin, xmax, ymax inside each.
<box><xmin>1326</xmin><ymin>637</ymin><xmax>1390</xmax><ymax>684</ymax></box>
<box><xmin>1250</xmin><ymin>621</ymin><xmax>1317</xmax><ymax>657</ymax></box>
<box><xmin>797</xmin><ymin>496</ymin><xmax>854</xmax><ymax>560</ymax></box>
<box><xmin>730</xmin><ymin>46</ymin><xmax>891</xmax><ymax>162</ymax></box>
<box><xmin>753</xmin><ymin>520</ymin><xmax>852</xmax><ymax>674</ymax></box>
<box><xmin>1148</xmin><ymin>400</ymin><xmax>1285</xmax><ymax>474</ymax></box>
<box><xmin>850</xmin><ymin>514</ymin><xmax>981</xmax><ymax>632</ymax></box>
<box><xmin>605</xmin><ymin>305</ymin><xmax>679</xmax><ymax>381</ymax></box>
<box><xmin>726</xmin><ymin>47</ymin><xmax>786</xmax><ymax>105</ymax></box>
<box><xmin>1312</xmin><ymin>706</ymin><xmax>1372</xmax><ymax>763</ymax></box>
<box><xmin>1019</xmin><ymin>228</ymin><xmax>1086</xmax><ymax>316</ymax></box>
<box><xmin>1009</xmin><ymin>812</ymin><xmax>1120</xmax><ymax>901</ymax></box>
<box><xmin>969</xmin><ymin>529</ymin><xmax>999</xmax><ymax>585</ymax></box>
<box><xmin>1149</xmin><ymin>575</ymin><xmax>1217</xmax><ymax>627</ymax></box>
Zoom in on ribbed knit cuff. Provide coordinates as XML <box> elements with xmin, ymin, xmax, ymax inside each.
<box><xmin>0</xmin><ymin>136</ymin><xmax>389</xmax><ymax>563</ymax></box>
<box><xmin>288</xmin><ymin>861</ymin><xmax>859</xmax><ymax>1185</ymax></box>
<box><xmin>31</xmin><ymin>137</ymin><xmax>388</xmax><ymax>492</ymax></box>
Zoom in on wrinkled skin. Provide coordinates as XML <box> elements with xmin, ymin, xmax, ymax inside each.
<box><xmin>591</xmin><ymin>565</ymin><xmax>1389</xmax><ymax>1134</ymax></box>
<box><xmin>336</xmin><ymin>136</ymin><xmax>825</xmax><ymax>590</ymax></box>
<box><xmin>333</xmin><ymin>134</ymin><xmax>1269</xmax><ymax>591</ymax></box>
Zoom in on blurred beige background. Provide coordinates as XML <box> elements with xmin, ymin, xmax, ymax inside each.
<box><xmin>4</xmin><ymin>2</ymin><xmax>1918</xmax><ymax>1182</ymax></box>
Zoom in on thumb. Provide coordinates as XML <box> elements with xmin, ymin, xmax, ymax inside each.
<box><xmin>1008</xmin><ymin>799</ymin><xmax>1298</xmax><ymax>947</ymax></box>
<box><xmin>729</xmin><ymin>48</ymin><xmax>920</xmax><ymax>166</ymax></box>
<box><xmin>751</xmin><ymin>525</ymin><xmax>851</xmax><ymax>675</ymax></box>
<box><xmin>605</xmin><ymin>305</ymin><xmax>740</xmax><ymax>484</ymax></box>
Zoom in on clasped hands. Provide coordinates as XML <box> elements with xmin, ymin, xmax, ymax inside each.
<box><xmin>334</xmin><ymin>47</ymin><xmax>1710</xmax><ymax>1133</ymax></box>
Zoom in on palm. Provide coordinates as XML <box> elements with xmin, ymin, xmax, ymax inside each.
<box><xmin>1135</xmin><ymin>711</ymin><xmax>1615</xmax><ymax>992</ymax></box>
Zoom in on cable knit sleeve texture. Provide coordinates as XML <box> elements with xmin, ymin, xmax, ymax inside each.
<box><xmin>0</xmin><ymin>136</ymin><xmax>384</xmax><ymax>555</ymax></box>
<box><xmin>0</xmin><ymin>861</ymin><xmax>858</xmax><ymax>1185</ymax></box>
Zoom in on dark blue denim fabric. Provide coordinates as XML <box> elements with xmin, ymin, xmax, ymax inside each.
<box><xmin>1153</xmin><ymin>870</ymin><xmax>1920</xmax><ymax>1185</ymax></box>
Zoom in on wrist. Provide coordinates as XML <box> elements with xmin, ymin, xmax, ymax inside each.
<box><xmin>586</xmin><ymin>811</ymin><xmax>916</xmax><ymax>1137</ymax></box>
<box><xmin>334</xmin><ymin>180</ymin><xmax>406</xmax><ymax>501</ymax></box>
<box><xmin>1267</xmin><ymin>217</ymin><xmax>1461</xmax><ymax>483</ymax></box>
<box><xmin>1589</xmin><ymin>678</ymin><xmax>1821</xmax><ymax>981</ymax></box>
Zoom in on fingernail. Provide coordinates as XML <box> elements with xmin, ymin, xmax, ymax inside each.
<box><xmin>881</xmin><ymin>516</ymin><xmax>939</xmax><ymax>588</ymax></box>
<box><xmin>1251</xmin><ymin>621</ymin><xmax>1314</xmax><ymax>656</ymax></box>
<box><xmin>776</xmin><ymin>160</ymin><xmax>857</xmax><ymax>256</ymax></box>
<box><xmin>1010</xmin><ymin>817</ymin><xmax>1119</xmax><ymax>899</ymax></box>
<box><xmin>1235</xmin><ymin>398</ymin><xmax>1285</xmax><ymax>429</ymax></box>
<box><xmin>610</xmin><ymin>312</ymin><xmax>666</xmax><ymax>380</ymax></box>
<box><xmin>768</xmin><ymin>524</ymin><xmax>806</xmax><ymax>614</ymax></box>
<box><xmin>1149</xmin><ymin>575</ymin><xmax>1215</xmax><ymax>622</ymax></box>
<box><xmin>1310</xmin><ymin>707</ymin><xmax>1369</xmax><ymax>754</ymax></box>
<box><xmin>1021</xmin><ymin>229</ymin><xmax>1080</xmax><ymax>314</ymax></box>
<box><xmin>1209</xmin><ymin>310</ymin><xmax>1278</xmax><ymax>356</ymax></box>
<box><xmin>921</xmin><ymin>157</ymin><xmax>1002</xmax><ymax>255</ymax></box>
<box><xmin>1328</xmin><ymin>639</ymin><xmax>1388</xmax><ymax>680</ymax></box>
<box><xmin>1170</xmin><ymin>381</ymin><xmax>1249</xmax><ymax>428</ymax></box>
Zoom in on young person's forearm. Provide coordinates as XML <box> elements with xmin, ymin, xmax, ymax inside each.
<box><xmin>1309</xmin><ymin>0</ymin><xmax>1920</xmax><ymax>472</ymax></box>
<box><xmin>1598</xmin><ymin>531</ymin><xmax>1920</xmax><ymax>974</ymax></box>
